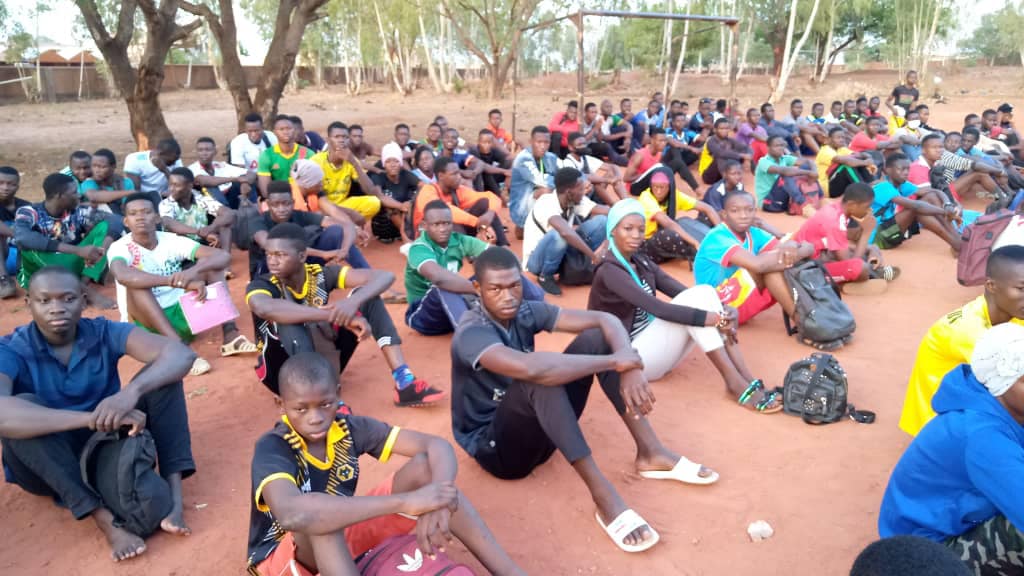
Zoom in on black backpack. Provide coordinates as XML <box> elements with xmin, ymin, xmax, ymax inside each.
<box><xmin>783</xmin><ymin>353</ymin><xmax>874</xmax><ymax>424</ymax></box>
<box><xmin>783</xmin><ymin>259</ymin><xmax>856</xmax><ymax>350</ymax></box>
<box><xmin>79</xmin><ymin>429</ymin><xmax>173</xmax><ymax>537</ymax></box>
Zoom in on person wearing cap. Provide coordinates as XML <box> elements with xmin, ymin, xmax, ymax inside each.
<box><xmin>879</xmin><ymin>321</ymin><xmax>1024</xmax><ymax>575</ymax></box>
<box><xmin>311</xmin><ymin>122</ymin><xmax>406</xmax><ymax>223</ymax></box>
<box><xmin>369</xmin><ymin>142</ymin><xmax>418</xmax><ymax>243</ymax></box>
<box><xmin>997</xmin><ymin>103</ymin><xmax>1023</xmax><ymax>165</ymax></box>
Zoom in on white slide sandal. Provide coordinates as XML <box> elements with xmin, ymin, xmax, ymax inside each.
<box><xmin>639</xmin><ymin>456</ymin><xmax>720</xmax><ymax>485</ymax></box>
<box><xmin>595</xmin><ymin>509</ymin><xmax>660</xmax><ymax>553</ymax></box>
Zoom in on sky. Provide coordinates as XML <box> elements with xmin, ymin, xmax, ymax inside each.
<box><xmin>6</xmin><ymin>0</ymin><xmax>1009</xmax><ymax>64</ymax></box>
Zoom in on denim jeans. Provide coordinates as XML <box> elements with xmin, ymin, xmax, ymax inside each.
<box><xmin>526</xmin><ymin>215</ymin><xmax>607</xmax><ymax>276</ymax></box>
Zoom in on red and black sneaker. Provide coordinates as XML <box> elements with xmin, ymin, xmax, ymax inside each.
<box><xmin>394</xmin><ymin>379</ymin><xmax>446</xmax><ymax>407</ymax></box>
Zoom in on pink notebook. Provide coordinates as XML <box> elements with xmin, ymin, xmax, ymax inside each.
<box><xmin>178</xmin><ymin>281</ymin><xmax>239</xmax><ymax>334</ymax></box>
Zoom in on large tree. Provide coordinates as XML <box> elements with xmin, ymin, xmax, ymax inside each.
<box><xmin>180</xmin><ymin>0</ymin><xmax>328</xmax><ymax>130</ymax></box>
<box><xmin>76</xmin><ymin>0</ymin><xmax>202</xmax><ymax>149</ymax></box>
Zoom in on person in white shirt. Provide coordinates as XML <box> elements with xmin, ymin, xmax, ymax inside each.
<box><xmin>108</xmin><ymin>193</ymin><xmax>257</xmax><ymax>377</ymax></box>
<box><xmin>523</xmin><ymin>167</ymin><xmax>610</xmax><ymax>295</ymax></box>
<box><xmin>228</xmin><ymin>113</ymin><xmax>277</xmax><ymax>171</ymax></box>
<box><xmin>188</xmin><ymin>137</ymin><xmax>256</xmax><ymax>208</ymax></box>
<box><xmin>559</xmin><ymin>132</ymin><xmax>627</xmax><ymax>205</ymax></box>
<box><xmin>123</xmin><ymin>139</ymin><xmax>183</xmax><ymax>205</ymax></box>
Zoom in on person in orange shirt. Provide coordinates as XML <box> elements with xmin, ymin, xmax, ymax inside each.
<box><xmin>412</xmin><ymin>157</ymin><xmax>508</xmax><ymax>246</ymax></box>
<box><xmin>487</xmin><ymin>108</ymin><xmax>518</xmax><ymax>154</ymax></box>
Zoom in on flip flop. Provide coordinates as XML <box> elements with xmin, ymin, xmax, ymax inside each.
<box><xmin>190</xmin><ymin>357</ymin><xmax>211</xmax><ymax>377</ymax></box>
<box><xmin>382</xmin><ymin>291</ymin><xmax>407</xmax><ymax>305</ymax></box>
<box><xmin>639</xmin><ymin>456</ymin><xmax>720</xmax><ymax>485</ymax></box>
<box><xmin>221</xmin><ymin>335</ymin><xmax>258</xmax><ymax>357</ymax></box>
<box><xmin>595</xmin><ymin>509</ymin><xmax>660</xmax><ymax>553</ymax></box>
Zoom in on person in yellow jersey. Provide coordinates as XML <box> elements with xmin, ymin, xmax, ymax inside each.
<box><xmin>899</xmin><ymin>245</ymin><xmax>1024</xmax><ymax>436</ymax></box>
<box><xmin>312</xmin><ymin>122</ymin><xmax>405</xmax><ymax>223</ymax></box>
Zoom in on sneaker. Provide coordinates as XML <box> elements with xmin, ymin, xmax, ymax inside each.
<box><xmin>0</xmin><ymin>276</ymin><xmax>16</xmax><ymax>299</ymax></box>
<box><xmin>537</xmin><ymin>275</ymin><xmax>562</xmax><ymax>296</ymax></box>
<box><xmin>394</xmin><ymin>379</ymin><xmax>447</xmax><ymax>407</ymax></box>
<box><xmin>878</xmin><ymin>265</ymin><xmax>901</xmax><ymax>282</ymax></box>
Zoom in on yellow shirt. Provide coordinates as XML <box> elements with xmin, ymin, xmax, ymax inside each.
<box><xmin>637</xmin><ymin>188</ymin><xmax>698</xmax><ymax>239</ymax></box>
<box><xmin>312</xmin><ymin>152</ymin><xmax>359</xmax><ymax>205</ymax></box>
<box><xmin>899</xmin><ymin>295</ymin><xmax>1024</xmax><ymax>436</ymax></box>
<box><xmin>815</xmin><ymin>145</ymin><xmax>852</xmax><ymax>195</ymax></box>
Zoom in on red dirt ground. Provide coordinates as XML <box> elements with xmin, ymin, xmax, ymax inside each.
<box><xmin>0</xmin><ymin>67</ymin><xmax>1018</xmax><ymax>575</ymax></box>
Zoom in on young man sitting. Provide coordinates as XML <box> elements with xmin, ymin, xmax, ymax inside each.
<box><xmin>0</xmin><ymin>165</ymin><xmax>28</xmax><ymax>297</ymax></box>
<box><xmin>694</xmin><ymin>189</ymin><xmax>815</xmax><ymax>326</ymax></box>
<box><xmin>0</xmin><ymin>266</ymin><xmax>196</xmax><ymax>562</ymax></box>
<box><xmin>849</xmin><ymin>116</ymin><xmax>909</xmax><ymax>156</ymax></box>
<box><xmin>405</xmin><ymin>200</ymin><xmax>544</xmax><ymax>336</ymax></box>
<box><xmin>81</xmin><ymin>149</ymin><xmax>137</xmax><ymax>214</ymax></box>
<box><xmin>898</xmin><ymin>246</ymin><xmax>1024</xmax><ymax>436</ymax></box>
<box><xmin>699</xmin><ymin>118</ymin><xmax>752</xmax><ymax>186</ymax></box>
<box><xmin>815</xmin><ymin>127</ymin><xmax>877</xmax><ymax>199</ymax></box>
<box><xmin>560</xmin><ymin>132</ymin><xmax>628</xmax><ymax>205</ymax></box>
<box><xmin>369</xmin><ymin>143</ymin><xmax>418</xmax><ymax>243</ymax></box>
<box><xmin>910</xmin><ymin>134</ymin><xmax>1009</xmax><ymax>203</ymax></box>
<box><xmin>451</xmin><ymin>247</ymin><xmax>718</xmax><ymax>554</ymax></box>
<box><xmin>245</xmin><ymin>223</ymin><xmax>442</xmax><ymax>406</ymax></box>
<box><xmin>468</xmin><ymin>128</ymin><xmax>512</xmax><ymax>196</ymax></box>
<box><xmin>257</xmin><ymin>115</ymin><xmax>315</xmax><ymax>200</ymax></box>
<box><xmin>793</xmin><ymin>182</ymin><xmax>900</xmax><ymax>295</ymax></box>
<box><xmin>879</xmin><ymin>323</ymin><xmax>1024</xmax><ymax>576</ymax></box>
<box><xmin>871</xmin><ymin>153</ymin><xmax>962</xmax><ymax>254</ymax></box>
<box><xmin>159</xmin><ymin>167</ymin><xmax>236</xmax><ymax>251</ymax></box>
<box><xmin>755</xmin><ymin>135</ymin><xmax>819</xmax><ymax>216</ymax></box>
<box><xmin>509</xmin><ymin>126</ymin><xmax>559</xmax><ymax>238</ymax></box>
<box><xmin>782</xmin><ymin>99</ymin><xmax>826</xmax><ymax>155</ymax></box>
<box><xmin>411</xmin><ymin>157</ymin><xmax>508</xmax><ymax>247</ymax></box>
<box><xmin>188</xmin><ymin>136</ymin><xmax>255</xmax><ymax>209</ymax></box>
<box><xmin>13</xmin><ymin>173</ymin><xmax>119</xmax><ymax>308</ymax></box>
<box><xmin>109</xmin><ymin>193</ymin><xmax>256</xmax><ymax>378</ymax></box>
<box><xmin>247</xmin><ymin>352</ymin><xmax>525</xmax><ymax>576</ymax></box>
<box><xmin>229</xmin><ymin>112</ymin><xmax>277</xmax><ymax>172</ymax></box>
<box><xmin>313</xmin><ymin>122</ymin><xmax>403</xmax><ymax>222</ymax></box>
<box><xmin>124</xmin><ymin>139</ymin><xmax>183</xmax><ymax>206</ymax></box>
<box><xmin>60</xmin><ymin>150</ymin><xmax>92</xmax><ymax>194</ymax></box>
<box><xmin>524</xmin><ymin>167</ymin><xmax>609</xmax><ymax>295</ymax></box>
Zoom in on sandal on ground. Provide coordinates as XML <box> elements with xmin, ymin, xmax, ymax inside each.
<box><xmin>221</xmin><ymin>335</ymin><xmax>258</xmax><ymax>357</ymax></box>
<box><xmin>190</xmin><ymin>357</ymin><xmax>211</xmax><ymax>377</ymax></box>
<box><xmin>639</xmin><ymin>456</ymin><xmax>719</xmax><ymax>485</ymax></box>
<box><xmin>795</xmin><ymin>334</ymin><xmax>845</xmax><ymax>352</ymax></box>
<box><xmin>595</xmin><ymin>509</ymin><xmax>660</xmax><ymax>553</ymax></box>
<box><xmin>738</xmin><ymin>380</ymin><xmax>784</xmax><ymax>414</ymax></box>
<box><xmin>382</xmin><ymin>290</ymin><xmax>407</xmax><ymax>305</ymax></box>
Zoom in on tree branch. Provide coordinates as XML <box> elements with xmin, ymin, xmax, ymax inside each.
<box><xmin>137</xmin><ymin>0</ymin><xmax>159</xmax><ymax>21</ymax></box>
<box><xmin>440</xmin><ymin>0</ymin><xmax>493</xmax><ymax>66</ymax></box>
<box><xmin>170</xmin><ymin>17</ymin><xmax>204</xmax><ymax>44</ymax></box>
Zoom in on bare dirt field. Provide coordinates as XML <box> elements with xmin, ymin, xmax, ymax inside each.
<box><xmin>0</xmin><ymin>66</ymin><xmax>1020</xmax><ymax>576</ymax></box>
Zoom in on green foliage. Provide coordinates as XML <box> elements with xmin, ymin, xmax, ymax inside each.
<box><xmin>967</xmin><ymin>3</ymin><xmax>1024</xmax><ymax>65</ymax></box>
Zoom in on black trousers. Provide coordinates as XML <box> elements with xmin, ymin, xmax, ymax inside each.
<box><xmin>470</xmin><ymin>328</ymin><xmax>628</xmax><ymax>480</ymax></box>
<box><xmin>452</xmin><ymin>198</ymin><xmax>509</xmax><ymax>247</ymax></box>
<box><xmin>1</xmin><ymin>383</ymin><xmax>195</xmax><ymax>521</ymax></box>
<box><xmin>588</xmin><ymin>142</ymin><xmax>629</xmax><ymax>167</ymax></box>
<box><xmin>662</xmin><ymin>147</ymin><xmax>701</xmax><ymax>190</ymax></box>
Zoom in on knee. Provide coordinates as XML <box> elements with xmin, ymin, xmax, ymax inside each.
<box><xmin>546</xmin><ymin>229</ymin><xmax>568</xmax><ymax>250</ymax></box>
<box><xmin>677</xmin><ymin>284</ymin><xmax>723</xmax><ymax>312</ymax></box>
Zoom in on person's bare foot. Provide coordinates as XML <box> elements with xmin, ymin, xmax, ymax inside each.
<box><xmin>93</xmin><ymin>508</ymin><xmax>146</xmax><ymax>562</ymax></box>
<box><xmin>160</xmin><ymin>504</ymin><xmax>191</xmax><ymax>536</ymax></box>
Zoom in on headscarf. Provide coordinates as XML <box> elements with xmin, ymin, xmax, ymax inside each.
<box><xmin>290</xmin><ymin>159</ymin><xmax>323</xmax><ymax>191</ymax></box>
<box><xmin>381</xmin><ymin>142</ymin><xmax>403</xmax><ymax>164</ymax></box>
<box><xmin>606</xmin><ymin>198</ymin><xmax>647</xmax><ymax>289</ymax></box>
<box><xmin>970</xmin><ymin>323</ymin><xmax>1024</xmax><ymax>397</ymax></box>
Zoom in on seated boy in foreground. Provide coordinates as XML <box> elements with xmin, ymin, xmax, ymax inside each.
<box><xmin>694</xmin><ymin>189</ymin><xmax>815</xmax><ymax>325</ymax></box>
<box><xmin>248</xmin><ymin>352</ymin><xmax>525</xmax><ymax>576</ymax></box>
<box><xmin>451</xmin><ymin>247</ymin><xmax>718</xmax><ymax>554</ymax></box>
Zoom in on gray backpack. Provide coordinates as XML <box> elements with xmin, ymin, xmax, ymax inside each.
<box><xmin>782</xmin><ymin>353</ymin><xmax>874</xmax><ymax>424</ymax></box>
<box><xmin>782</xmin><ymin>259</ymin><xmax>856</xmax><ymax>351</ymax></box>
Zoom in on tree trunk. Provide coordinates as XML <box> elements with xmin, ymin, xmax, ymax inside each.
<box><xmin>737</xmin><ymin>15</ymin><xmax>753</xmax><ymax>79</ymax></box>
<box><xmin>919</xmin><ymin>0</ymin><xmax>942</xmax><ymax>80</ymax></box>
<box><xmin>816</xmin><ymin>0</ymin><xmax>836</xmax><ymax>83</ymax></box>
<box><xmin>669</xmin><ymin>8</ymin><xmax>691</xmax><ymax>98</ymax></box>
<box><xmin>770</xmin><ymin>0</ymin><xmax>822</xmax><ymax>104</ymax></box>
<box><xmin>419</xmin><ymin>7</ymin><xmax>444</xmax><ymax>93</ymax></box>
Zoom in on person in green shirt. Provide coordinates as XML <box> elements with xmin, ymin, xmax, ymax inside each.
<box><xmin>404</xmin><ymin>200</ymin><xmax>544</xmax><ymax>336</ymax></box>
<box><xmin>755</xmin><ymin>135</ymin><xmax>820</xmax><ymax>216</ymax></box>
<box><xmin>256</xmin><ymin>115</ymin><xmax>314</xmax><ymax>200</ymax></box>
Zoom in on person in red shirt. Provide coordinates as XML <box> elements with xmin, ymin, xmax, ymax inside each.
<box><xmin>548</xmin><ymin>100</ymin><xmax>581</xmax><ymax>159</ymax></box>
<box><xmin>849</xmin><ymin>116</ymin><xmax>904</xmax><ymax>154</ymax></box>
<box><xmin>793</xmin><ymin>182</ymin><xmax>900</xmax><ymax>294</ymax></box>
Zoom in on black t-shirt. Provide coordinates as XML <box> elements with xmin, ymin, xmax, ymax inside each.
<box><xmin>245</xmin><ymin>263</ymin><xmax>348</xmax><ymax>393</ymax></box>
<box><xmin>247</xmin><ymin>412</ymin><xmax>396</xmax><ymax>570</ymax></box>
<box><xmin>468</xmin><ymin>147</ymin><xmax>509</xmax><ymax>170</ymax></box>
<box><xmin>450</xmin><ymin>300</ymin><xmax>561</xmax><ymax>455</ymax></box>
<box><xmin>0</xmin><ymin>198</ymin><xmax>30</xmax><ymax>223</ymax></box>
<box><xmin>890</xmin><ymin>85</ymin><xmax>919</xmax><ymax>109</ymax></box>
<box><xmin>370</xmin><ymin>170</ymin><xmax>419</xmax><ymax>204</ymax></box>
<box><xmin>245</xmin><ymin>211</ymin><xmax>324</xmax><ymax>277</ymax></box>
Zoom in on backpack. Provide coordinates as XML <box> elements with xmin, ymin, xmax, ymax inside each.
<box><xmin>357</xmin><ymin>534</ymin><xmax>475</xmax><ymax>576</ymax></box>
<box><xmin>957</xmin><ymin>209</ymin><xmax>1015</xmax><ymax>286</ymax></box>
<box><xmin>782</xmin><ymin>259</ymin><xmax>856</xmax><ymax>349</ymax></box>
<box><xmin>79</xmin><ymin>429</ymin><xmax>173</xmax><ymax>537</ymax></box>
<box><xmin>783</xmin><ymin>353</ymin><xmax>874</xmax><ymax>424</ymax></box>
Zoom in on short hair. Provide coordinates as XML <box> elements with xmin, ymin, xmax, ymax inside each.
<box><xmin>422</xmin><ymin>199</ymin><xmax>451</xmax><ymax>217</ymax></box>
<box><xmin>289</xmin><ymin>115</ymin><xmax>304</xmax><ymax>126</ymax></box>
<box><xmin>567</xmin><ymin>131</ymin><xmax>583</xmax><ymax>143</ymax></box>
<box><xmin>91</xmin><ymin>148</ymin><xmax>115</xmax><ymax>166</ymax></box>
<box><xmin>679</xmin><ymin>101</ymin><xmax>689</xmax><ymax>107</ymax></box>
<box><xmin>831</xmin><ymin>100</ymin><xmax>843</xmax><ymax>107</ymax></box>
<box><xmin>982</xmin><ymin>108</ymin><xmax>997</xmax><ymax>117</ymax></box>
<box><xmin>478</xmin><ymin>128</ymin><xmax>495</xmax><ymax>138</ymax></box>
<box><xmin>945</xmin><ymin>131</ymin><xmax>962</xmax><ymax>141</ymax></box>
<box><xmin>555</xmin><ymin>167</ymin><xmax>582</xmax><ymax>192</ymax></box>
<box><xmin>648</xmin><ymin>99</ymin><xmax>659</xmax><ymax>107</ymax></box>
<box><xmin>866</xmin><ymin>115</ymin><xmax>884</xmax><ymax>125</ymax></box>
<box><xmin>433</xmin><ymin>156</ymin><xmax>456</xmax><ymax>174</ymax></box>
<box><xmin>267</xmin><ymin>222</ymin><xmax>308</xmax><ymax>251</ymax></box>
<box><xmin>487</xmin><ymin>108</ymin><xmax>501</xmax><ymax>116</ymax></box>
<box><xmin>196</xmin><ymin>136</ymin><xmax>215</xmax><ymax>147</ymax></box>
<box><xmin>670</xmin><ymin>99</ymin><xmax>682</xmax><ymax>107</ymax></box>
<box><xmin>620</xmin><ymin>98</ymin><xmax>631</xmax><ymax>106</ymax></box>
<box><xmin>433</xmin><ymin>115</ymin><xmax>447</xmax><ymax>123</ymax></box>
<box><xmin>427</xmin><ymin>122</ymin><xmax>442</xmax><ymax>131</ymax></box>
<box><xmin>69</xmin><ymin>150</ymin><xmax>91</xmax><ymax>163</ymax></box>
<box><xmin>914</xmin><ymin>104</ymin><xmax>929</xmax><ymax>113</ymax></box>
<box><xmin>272</xmin><ymin>114</ymin><xmax>292</xmax><ymax>127</ymax></box>
<box><xmin>350</xmin><ymin>124</ymin><xmax>364</xmax><ymax>133</ymax></box>
<box><xmin>122</xmin><ymin>192</ymin><xmax>157</xmax><ymax>210</ymax></box>
<box><xmin>43</xmin><ymin>172</ymin><xmax>75</xmax><ymax>199</ymax></box>
<box><xmin>922</xmin><ymin>133</ymin><xmax>943</xmax><ymax>146</ymax></box>
<box><xmin>671</xmin><ymin>112</ymin><xmax>686</xmax><ymax>122</ymax></box>
<box><xmin>156</xmin><ymin>139</ymin><xmax>181</xmax><ymax>158</ymax></box>
<box><xmin>584</xmin><ymin>102</ymin><xmax>597</xmax><ymax>111</ymax></box>
<box><xmin>721</xmin><ymin>159</ymin><xmax>742</xmax><ymax>172</ymax></box>
<box><xmin>566</xmin><ymin>100</ymin><xmax>578</xmax><ymax>109</ymax></box>
<box><xmin>713</xmin><ymin>118</ymin><xmax>730</xmax><ymax>127</ymax></box>
<box><xmin>987</xmin><ymin>245</ymin><xmax>1024</xmax><ymax>279</ymax></box>
<box><xmin>843</xmin><ymin>182</ymin><xmax>875</xmax><ymax>204</ymax></box>
<box><xmin>267</xmin><ymin>180</ymin><xmax>293</xmax><ymax>197</ymax></box>
<box><xmin>327</xmin><ymin>121</ymin><xmax>348</xmax><ymax>134</ymax></box>
<box><xmin>722</xmin><ymin>188</ymin><xmax>754</xmax><ymax>207</ymax></box>
<box><xmin>413</xmin><ymin>146</ymin><xmax>434</xmax><ymax>165</ymax></box>
<box><xmin>964</xmin><ymin>113</ymin><xmax>980</xmax><ymax>123</ymax></box>
<box><xmin>531</xmin><ymin>125</ymin><xmax>550</xmax><ymax>137</ymax></box>
<box><xmin>812</xmin><ymin>101</ymin><xmax>824</xmax><ymax>109</ymax></box>
<box><xmin>746</xmin><ymin>107</ymin><xmax>758</xmax><ymax>116</ymax></box>
<box><xmin>856</xmin><ymin>96</ymin><xmax>868</xmax><ymax>104</ymax></box>
<box><xmin>650</xmin><ymin>127</ymin><xmax>666</xmax><ymax>136</ymax></box>
<box><xmin>445</xmin><ymin>127</ymin><xmax>459</xmax><ymax>137</ymax></box>
<box><xmin>766</xmin><ymin>135</ymin><xmax>786</xmax><ymax>147</ymax></box>
<box><xmin>473</xmin><ymin>246</ymin><xmax>522</xmax><ymax>280</ymax></box>
<box><xmin>244</xmin><ymin>112</ymin><xmax>263</xmax><ymax>124</ymax></box>
<box><xmin>28</xmin><ymin>265</ymin><xmax>81</xmax><ymax>291</ymax></box>
<box><xmin>278</xmin><ymin>352</ymin><xmax>335</xmax><ymax>398</ymax></box>
<box><xmin>715</xmin><ymin>98</ymin><xmax>727</xmax><ymax>110</ymax></box>
<box><xmin>849</xmin><ymin>535</ymin><xmax>970</xmax><ymax>576</ymax></box>
<box><xmin>886</xmin><ymin>152</ymin><xmax>910</xmax><ymax>166</ymax></box>
<box><xmin>760</xmin><ymin>103</ymin><xmax>773</xmax><ymax>114</ymax></box>
<box><xmin>395</xmin><ymin>123</ymin><xmax>410</xmax><ymax>132</ymax></box>
<box><xmin>790</xmin><ymin>98</ymin><xmax>803</xmax><ymax>106</ymax></box>
<box><xmin>828</xmin><ymin>126</ymin><xmax>845</xmax><ymax>137</ymax></box>
<box><xmin>169</xmin><ymin>166</ymin><xmax>194</xmax><ymax>183</ymax></box>
<box><xmin>0</xmin><ymin>166</ymin><xmax>19</xmax><ymax>179</ymax></box>
<box><xmin>962</xmin><ymin>126</ymin><xmax>981</xmax><ymax>139</ymax></box>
